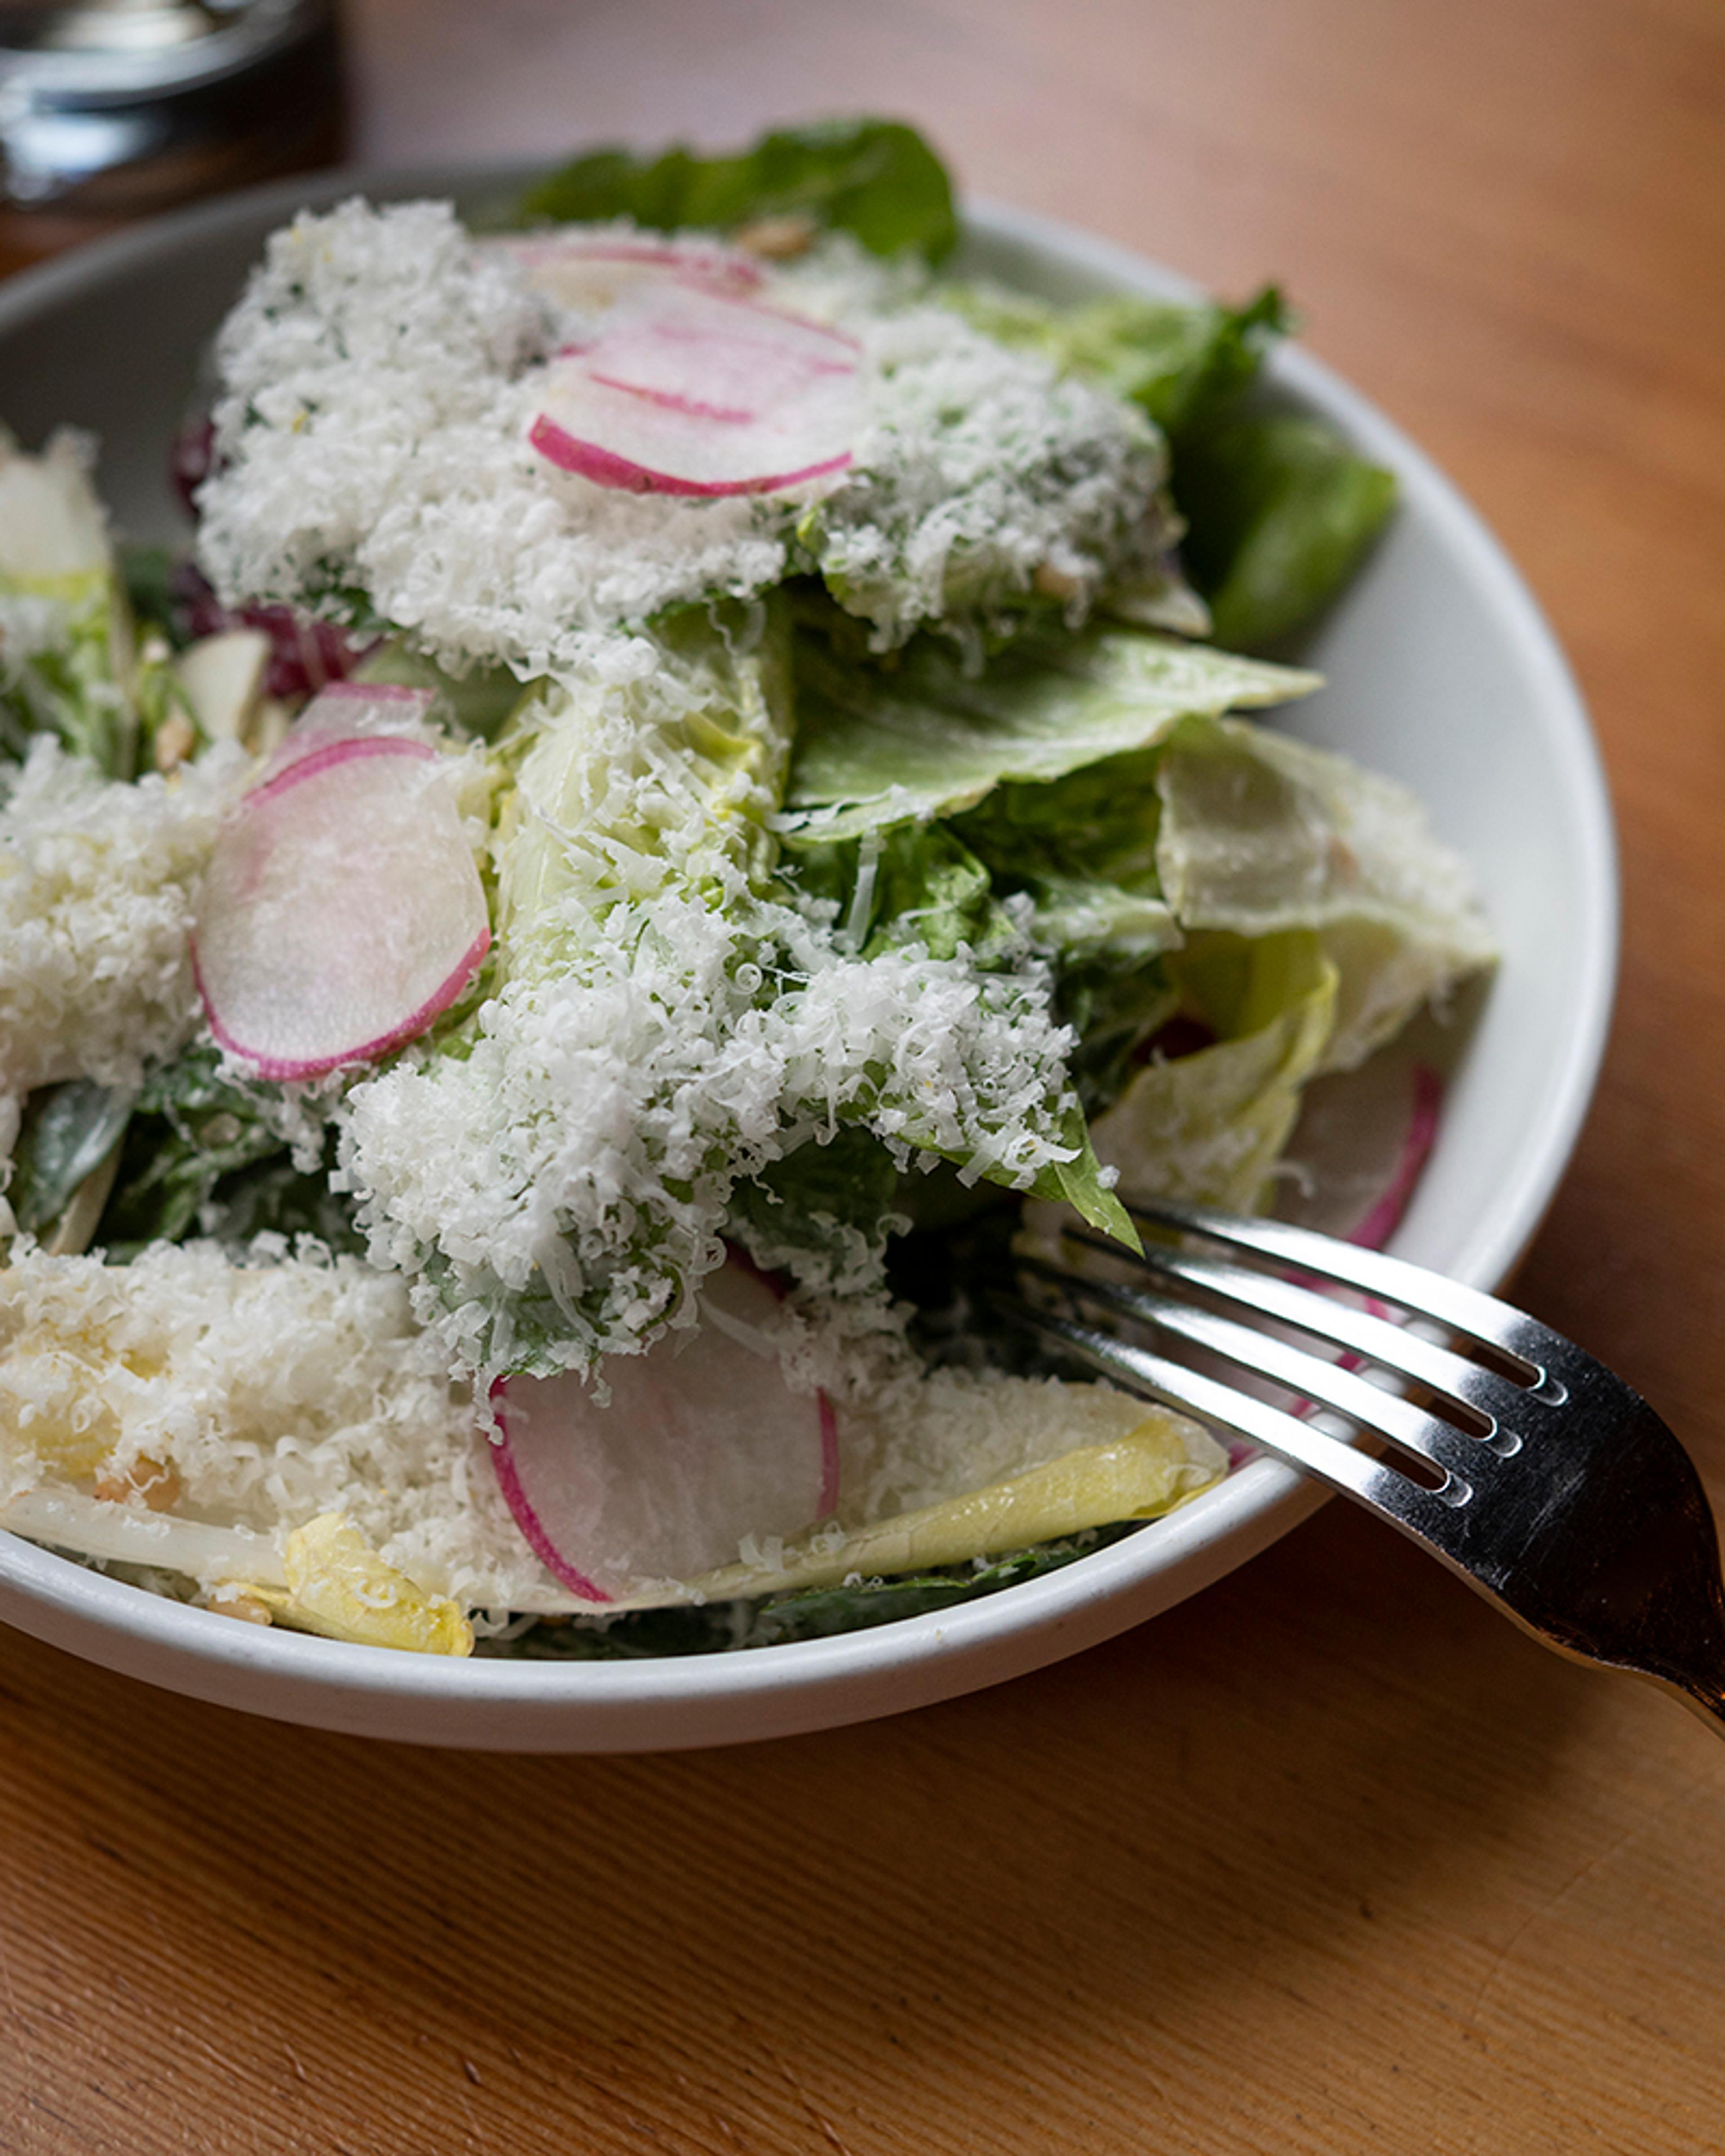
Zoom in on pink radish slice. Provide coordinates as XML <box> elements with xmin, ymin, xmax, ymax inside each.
<box><xmin>492</xmin><ymin>233</ymin><xmax>764</xmax><ymax>313</ymax></box>
<box><xmin>193</xmin><ymin>715</ymin><xmax>490</xmax><ymax>1081</ymax></box>
<box><xmin>1347</xmin><ymin>1063</ymin><xmax>1442</xmax><ymax>1250</ymax></box>
<box><xmin>1273</xmin><ymin>1065</ymin><xmax>1442</xmax><ymax>1453</ymax></box>
<box><xmin>256</xmin><ymin>680</ymin><xmax>437</xmax><ymax>789</ymax></box>
<box><xmin>530</xmin><ymin>281</ymin><xmax>860</xmax><ymax>497</ymax></box>
<box><xmin>491</xmin><ymin>1259</ymin><xmax>837</xmax><ymax>1603</ymax></box>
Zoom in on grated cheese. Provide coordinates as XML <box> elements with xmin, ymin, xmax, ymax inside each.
<box><xmin>196</xmin><ymin>200</ymin><xmax>1169</xmax><ymax>674</ymax></box>
<box><xmin>0</xmin><ymin>1239</ymin><xmax>556</xmax><ymax>1613</ymax></box>
<box><xmin>0</xmin><ymin>735</ymin><xmax>244</xmax><ymax>1093</ymax></box>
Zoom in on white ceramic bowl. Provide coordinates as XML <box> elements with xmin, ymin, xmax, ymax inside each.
<box><xmin>0</xmin><ymin>168</ymin><xmax>1617</xmax><ymax>1750</ymax></box>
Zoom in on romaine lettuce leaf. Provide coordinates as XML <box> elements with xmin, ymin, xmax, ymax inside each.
<box><xmin>790</xmin><ymin>818</ymin><xmax>1013</xmax><ymax>964</ymax></box>
<box><xmin>1</xmin><ymin>434</ymin><xmax>135</xmax><ymax>779</ymax></box>
<box><xmin>1153</xmin><ymin>715</ymin><xmax>1496</xmax><ymax>1071</ymax></box>
<box><xmin>948</xmin><ymin>759</ymin><xmax>1182</xmax><ymax>1118</ymax></box>
<box><xmin>353</xmin><ymin>637</ymin><xmax>536</xmax><ymax>744</ymax></box>
<box><xmin>1086</xmin><ymin>928</ymin><xmax>1338</xmax><ymax>1210</ymax></box>
<box><xmin>949</xmin><ymin>284</ymin><xmax>1289</xmax><ymax>440</ymax></box>
<box><xmin>0</xmin><ymin>432</ymin><xmax>191</xmax><ymax>780</ymax></box>
<box><xmin>513</xmin><ymin>117</ymin><xmax>958</xmax><ymax>262</ymax></box>
<box><xmin>6</xmin><ymin>1079</ymin><xmax>133</xmax><ymax>1238</ymax></box>
<box><xmin>781</xmin><ymin>623</ymin><xmax>1317</xmax><ymax>843</ymax></box>
<box><xmin>1176</xmin><ymin>413</ymin><xmax>1397</xmax><ymax>651</ymax></box>
<box><xmin>953</xmin><ymin>746</ymin><xmax>1175</xmax><ymax>951</ymax></box>
<box><xmin>781</xmin><ymin>820</ymin><xmax>1136</xmax><ymax>1241</ymax></box>
<box><xmin>340</xmin><ymin>606</ymin><xmax>1133</xmax><ymax>1375</ymax></box>
<box><xmin>95</xmin><ymin>1042</ymin><xmax>357</xmax><ymax>1259</ymax></box>
<box><xmin>938</xmin><ymin>282</ymin><xmax>1393</xmax><ymax>653</ymax></box>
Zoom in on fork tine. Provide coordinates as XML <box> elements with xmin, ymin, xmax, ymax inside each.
<box><xmin>1004</xmin><ymin>1298</ymin><xmax>1463</xmax><ymax>1528</ymax></box>
<box><xmin>1017</xmin><ymin>1255</ymin><xmax>1492</xmax><ymax>1493</ymax></box>
<box><xmin>1123</xmin><ymin>1195</ymin><xmax>1559</xmax><ymax>1375</ymax></box>
<box><xmin>1063</xmin><ymin>1231</ymin><xmax>1537</xmax><ymax>1443</ymax></box>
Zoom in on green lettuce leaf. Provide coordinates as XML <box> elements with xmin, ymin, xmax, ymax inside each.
<box><xmin>1088</xmin><ymin>928</ymin><xmax>1338</xmax><ymax>1211</ymax></box>
<box><xmin>783</xmin><ymin>820</ymin><xmax>1136</xmax><ymax>1242</ymax></box>
<box><xmin>513</xmin><ymin>117</ymin><xmax>958</xmax><ymax>262</ymax></box>
<box><xmin>938</xmin><ymin>282</ymin><xmax>1393</xmax><ymax>653</ymax></box>
<box><xmin>353</xmin><ymin>636</ymin><xmax>537</xmax><ymax>744</ymax></box>
<box><xmin>1176</xmin><ymin>413</ymin><xmax>1397</xmax><ymax>652</ymax></box>
<box><xmin>726</xmin><ymin>1123</ymin><xmax>908</xmax><ymax>1280</ymax></box>
<box><xmin>95</xmin><ymin>1044</ymin><xmax>356</xmax><ymax>1259</ymax></box>
<box><xmin>949</xmin><ymin>284</ymin><xmax>1288</xmax><ymax>440</ymax></box>
<box><xmin>486</xmin><ymin>1523</ymin><xmax>1145</xmax><ymax>1658</ymax></box>
<box><xmin>781</xmin><ymin>623</ymin><xmax>1317</xmax><ymax>843</ymax></box>
<box><xmin>953</xmin><ymin>746</ymin><xmax>1175</xmax><ymax>952</ymax></box>
<box><xmin>7</xmin><ymin>1080</ymin><xmax>134</xmax><ymax>1237</ymax></box>
<box><xmin>1153</xmin><ymin>715</ymin><xmax>1497</xmax><ymax>1071</ymax></box>
<box><xmin>0</xmin><ymin>434</ymin><xmax>192</xmax><ymax>780</ymax></box>
<box><xmin>951</xmin><ymin>755</ymin><xmax>1181</xmax><ymax>1118</ymax></box>
<box><xmin>789</xmin><ymin>818</ymin><xmax>1017</xmax><ymax>964</ymax></box>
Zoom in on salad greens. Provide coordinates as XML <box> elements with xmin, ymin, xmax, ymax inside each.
<box><xmin>97</xmin><ymin>1044</ymin><xmax>356</xmax><ymax>1260</ymax></box>
<box><xmin>514</xmin><ymin>116</ymin><xmax>960</xmax><ymax>262</ymax></box>
<box><xmin>1176</xmin><ymin>413</ymin><xmax>1398</xmax><ymax>652</ymax></box>
<box><xmin>487</xmin><ymin>1522</ymin><xmax>1141</xmax><ymax>1658</ymax></box>
<box><xmin>0</xmin><ymin>433</ymin><xmax>194</xmax><ymax>781</ymax></box>
<box><xmin>6</xmin><ymin>1080</ymin><xmax>134</xmax><ymax>1239</ymax></box>
<box><xmin>952</xmin><ymin>278</ymin><xmax>1395</xmax><ymax>650</ymax></box>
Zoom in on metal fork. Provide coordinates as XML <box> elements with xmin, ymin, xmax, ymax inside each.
<box><xmin>1008</xmin><ymin>1196</ymin><xmax>1725</xmax><ymax>1736</ymax></box>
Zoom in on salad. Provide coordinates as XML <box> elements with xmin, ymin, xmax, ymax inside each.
<box><xmin>0</xmin><ymin>119</ymin><xmax>1494</xmax><ymax>1658</ymax></box>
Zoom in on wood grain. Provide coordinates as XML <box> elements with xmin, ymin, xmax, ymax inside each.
<box><xmin>5</xmin><ymin>1</ymin><xmax>1725</xmax><ymax>2148</ymax></box>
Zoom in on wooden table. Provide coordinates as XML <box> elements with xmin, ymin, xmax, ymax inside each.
<box><xmin>4</xmin><ymin>1</ymin><xmax>1724</xmax><ymax>2147</ymax></box>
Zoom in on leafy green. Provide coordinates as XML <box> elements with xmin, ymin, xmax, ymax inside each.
<box><xmin>782</xmin><ymin>819</ymin><xmax>1137</xmax><ymax>1244</ymax></box>
<box><xmin>96</xmin><ymin>1045</ymin><xmax>356</xmax><ymax>1259</ymax></box>
<box><xmin>1152</xmin><ymin>714</ymin><xmax>1497</xmax><ymax>1072</ymax></box>
<box><xmin>0</xmin><ymin>447</ymin><xmax>196</xmax><ymax>779</ymax></box>
<box><xmin>955</xmin><ymin>747</ymin><xmax>1172</xmax><ymax>946</ymax></box>
<box><xmin>514</xmin><ymin>117</ymin><xmax>958</xmax><ymax>262</ymax></box>
<box><xmin>482</xmin><ymin>1523</ymin><xmax>1142</xmax><ymax>1658</ymax></box>
<box><xmin>726</xmin><ymin>1123</ymin><xmax>908</xmax><ymax>1275</ymax></box>
<box><xmin>495</xmin><ymin>601</ymin><xmax>796</xmax><ymax>974</ymax></box>
<box><xmin>0</xmin><ymin>574</ymin><xmax>136</xmax><ymax>778</ymax></box>
<box><xmin>352</xmin><ymin>636</ymin><xmax>535</xmax><ymax>744</ymax></box>
<box><xmin>790</xmin><ymin>818</ymin><xmax>1018</xmax><ymax>965</ymax></box>
<box><xmin>951</xmin><ymin>284</ymin><xmax>1289</xmax><ymax>442</ymax></box>
<box><xmin>1175</xmin><ymin>414</ymin><xmax>1398</xmax><ymax>652</ymax></box>
<box><xmin>938</xmin><ymin>279</ymin><xmax>1394</xmax><ymax>652</ymax></box>
<box><xmin>7</xmin><ymin>1080</ymin><xmax>134</xmax><ymax>1236</ymax></box>
<box><xmin>118</xmin><ymin>543</ymin><xmax>186</xmax><ymax>650</ymax></box>
<box><xmin>782</xmin><ymin>621</ymin><xmax>1316</xmax><ymax>843</ymax></box>
<box><xmin>1091</xmin><ymin>928</ymin><xmax>1337</xmax><ymax>1211</ymax></box>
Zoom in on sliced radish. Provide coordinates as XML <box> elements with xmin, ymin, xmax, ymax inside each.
<box><xmin>258</xmin><ymin>680</ymin><xmax>437</xmax><ymax>786</ymax></box>
<box><xmin>193</xmin><ymin>706</ymin><xmax>490</xmax><ymax>1081</ymax></box>
<box><xmin>530</xmin><ymin>280</ymin><xmax>860</xmax><ymax>498</ymax></box>
<box><xmin>1346</xmin><ymin>1063</ymin><xmax>1442</xmax><ymax>1250</ymax></box>
<box><xmin>492</xmin><ymin>232</ymin><xmax>764</xmax><ymax>314</ymax></box>
<box><xmin>491</xmin><ymin>1258</ymin><xmax>839</xmax><ymax>1603</ymax></box>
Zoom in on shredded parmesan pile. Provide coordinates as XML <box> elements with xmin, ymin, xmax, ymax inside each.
<box><xmin>197</xmin><ymin>200</ymin><xmax>1168</xmax><ymax>675</ymax></box>
<box><xmin>0</xmin><ymin>736</ymin><xmax>243</xmax><ymax>1093</ymax></box>
<box><xmin>337</xmin><ymin>881</ymin><xmax>1084</xmax><ymax>1375</ymax></box>
<box><xmin>805</xmin><ymin>301</ymin><xmax>1172</xmax><ymax>647</ymax></box>
<box><xmin>0</xmin><ymin>1238</ymin><xmax>552</xmax><ymax>1613</ymax></box>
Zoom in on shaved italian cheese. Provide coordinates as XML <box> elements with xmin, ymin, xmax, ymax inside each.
<box><xmin>0</xmin><ymin>735</ymin><xmax>244</xmax><ymax>1092</ymax></box>
<box><xmin>196</xmin><ymin>200</ymin><xmax>1168</xmax><ymax>673</ymax></box>
<box><xmin>0</xmin><ymin>1241</ymin><xmax>556</xmax><ymax>1614</ymax></box>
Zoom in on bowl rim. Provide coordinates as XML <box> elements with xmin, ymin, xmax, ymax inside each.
<box><xmin>0</xmin><ymin>167</ymin><xmax>1619</xmax><ymax>1743</ymax></box>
